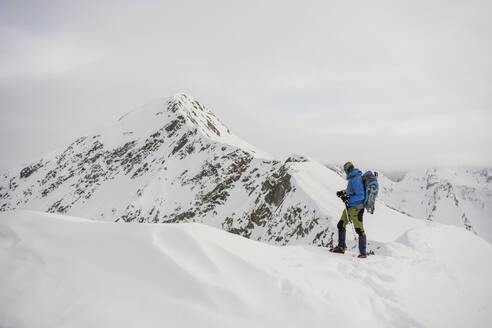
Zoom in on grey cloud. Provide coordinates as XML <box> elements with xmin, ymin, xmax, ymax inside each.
<box><xmin>0</xmin><ymin>0</ymin><xmax>491</xmax><ymax>171</ymax></box>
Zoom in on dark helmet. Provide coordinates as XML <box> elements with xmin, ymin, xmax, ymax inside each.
<box><xmin>343</xmin><ymin>162</ymin><xmax>354</xmax><ymax>175</ymax></box>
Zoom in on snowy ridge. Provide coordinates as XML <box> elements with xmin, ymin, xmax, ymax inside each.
<box><xmin>0</xmin><ymin>210</ymin><xmax>490</xmax><ymax>328</ymax></box>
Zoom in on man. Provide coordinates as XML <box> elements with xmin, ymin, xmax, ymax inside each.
<box><xmin>331</xmin><ymin>162</ymin><xmax>367</xmax><ymax>258</ymax></box>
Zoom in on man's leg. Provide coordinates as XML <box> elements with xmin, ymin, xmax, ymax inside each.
<box><xmin>351</xmin><ymin>208</ymin><xmax>366</xmax><ymax>255</ymax></box>
<box><xmin>337</xmin><ymin>209</ymin><xmax>349</xmax><ymax>249</ymax></box>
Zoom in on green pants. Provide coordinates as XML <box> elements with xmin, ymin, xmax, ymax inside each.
<box><xmin>339</xmin><ymin>207</ymin><xmax>365</xmax><ymax>236</ymax></box>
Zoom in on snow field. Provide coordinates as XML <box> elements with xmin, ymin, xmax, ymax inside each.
<box><xmin>1</xmin><ymin>210</ymin><xmax>491</xmax><ymax>328</ymax></box>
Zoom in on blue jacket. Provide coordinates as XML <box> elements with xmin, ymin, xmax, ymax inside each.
<box><xmin>346</xmin><ymin>168</ymin><xmax>364</xmax><ymax>207</ymax></box>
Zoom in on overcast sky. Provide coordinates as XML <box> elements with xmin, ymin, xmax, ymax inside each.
<box><xmin>1</xmin><ymin>0</ymin><xmax>491</xmax><ymax>171</ymax></box>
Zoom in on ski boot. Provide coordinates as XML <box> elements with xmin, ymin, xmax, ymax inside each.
<box><xmin>330</xmin><ymin>246</ymin><xmax>346</xmax><ymax>254</ymax></box>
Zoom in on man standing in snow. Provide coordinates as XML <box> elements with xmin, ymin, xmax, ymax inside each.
<box><xmin>331</xmin><ymin>162</ymin><xmax>367</xmax><ymax>258</ymax></box>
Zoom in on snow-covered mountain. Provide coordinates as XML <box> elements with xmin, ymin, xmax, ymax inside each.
<box><xmin>1</xmin><ymin>93</ymin><xmax>383</xmax><ymax>247</ymax></box>
<box><xmin>377</xmin><ymin>168</ymin><xmax>492</xmax><ymax>243</ymax></box>
<box><xmin>2</xmin><ymin>95</ymin><xmax>491</xmax><ymax>328</ymax></box>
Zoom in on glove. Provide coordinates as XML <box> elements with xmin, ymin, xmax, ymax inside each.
<box><xmin>336</xmin><ymin>190</ymin><xmax>350</xmax><ymax>204</ymax></box>
<box><xmin>341</xmin><ymin>194</ymin><xmax>350</xmax><ymax>204</ymax></box>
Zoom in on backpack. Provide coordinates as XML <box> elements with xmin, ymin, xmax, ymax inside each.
<box><xmin>362</xmin><ymin>171</ymin><xmax>379</xmax><ymax>214</ymax></box>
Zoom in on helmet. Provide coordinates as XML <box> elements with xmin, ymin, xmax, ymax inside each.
<box><xmin>343</xmin><ymin>162</ymin><xmax>354</xmax><ymax>175</ymax></box>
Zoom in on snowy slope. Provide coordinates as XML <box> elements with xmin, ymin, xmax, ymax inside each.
<box><xmin>0</xmin><ymin>93</ymin><xmax>411</xmax><ymax>248</ymax></box>
<box><xmin>378</xmin><ymin>167</ymin><xmax>492</xmax><ymax>243</ymax></box>
<box><xmin>1</xmin><ymin>210</ymin><xmax>490</xmax><ymax>328</ymax></box>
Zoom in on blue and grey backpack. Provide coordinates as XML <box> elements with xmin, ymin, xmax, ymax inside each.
<box><xmin>362</xmin><ymin>171</ymin><xmax>379</xmax><ymax>214</ymax></box>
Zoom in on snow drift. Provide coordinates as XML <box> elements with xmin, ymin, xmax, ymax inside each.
<box><xmin>1</xmin><ymin>210</ymin><xmax>491</xmax><ymax>328</ymax></box>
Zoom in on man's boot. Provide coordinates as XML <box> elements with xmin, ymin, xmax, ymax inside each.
<box><xmin>330</xmin><ymin>228</ymin><xmax>347</xmax><ymax>253</ymax></box>
<box><xmin>358</xmin><ymin>234</ymin><xmax>367</xmax><ymax>257</ymax></box>
<box><xmin>338</xmin><ymin>228</ymin><xmax>347</xmax><ymax>249</ymax></box>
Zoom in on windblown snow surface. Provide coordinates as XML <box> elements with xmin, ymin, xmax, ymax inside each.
<box><xmin>1</xmin><ymin>210</ymin><xmax>491</xmax><ymax>328</ymax></box>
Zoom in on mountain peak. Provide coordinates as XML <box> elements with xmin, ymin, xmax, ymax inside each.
<box><xmin>1</xmin><ymin>94</ymin><xmax>283</xmax><ymax>234</ymax></box>
<box><xmin>101</xmin><ymin>93</ymin><xmax>268</xmax><ymax>158</ymax></box>
<box><xmin>168</xmin><ymin>93</ymin><xmax>231</xmax><ymax>139</ymax></box>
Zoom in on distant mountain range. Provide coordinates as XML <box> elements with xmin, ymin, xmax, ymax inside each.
<box><xmin>379</xmin><ymin>167</ymin><xmax>492</xmax><ymax>243</ymax></box>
